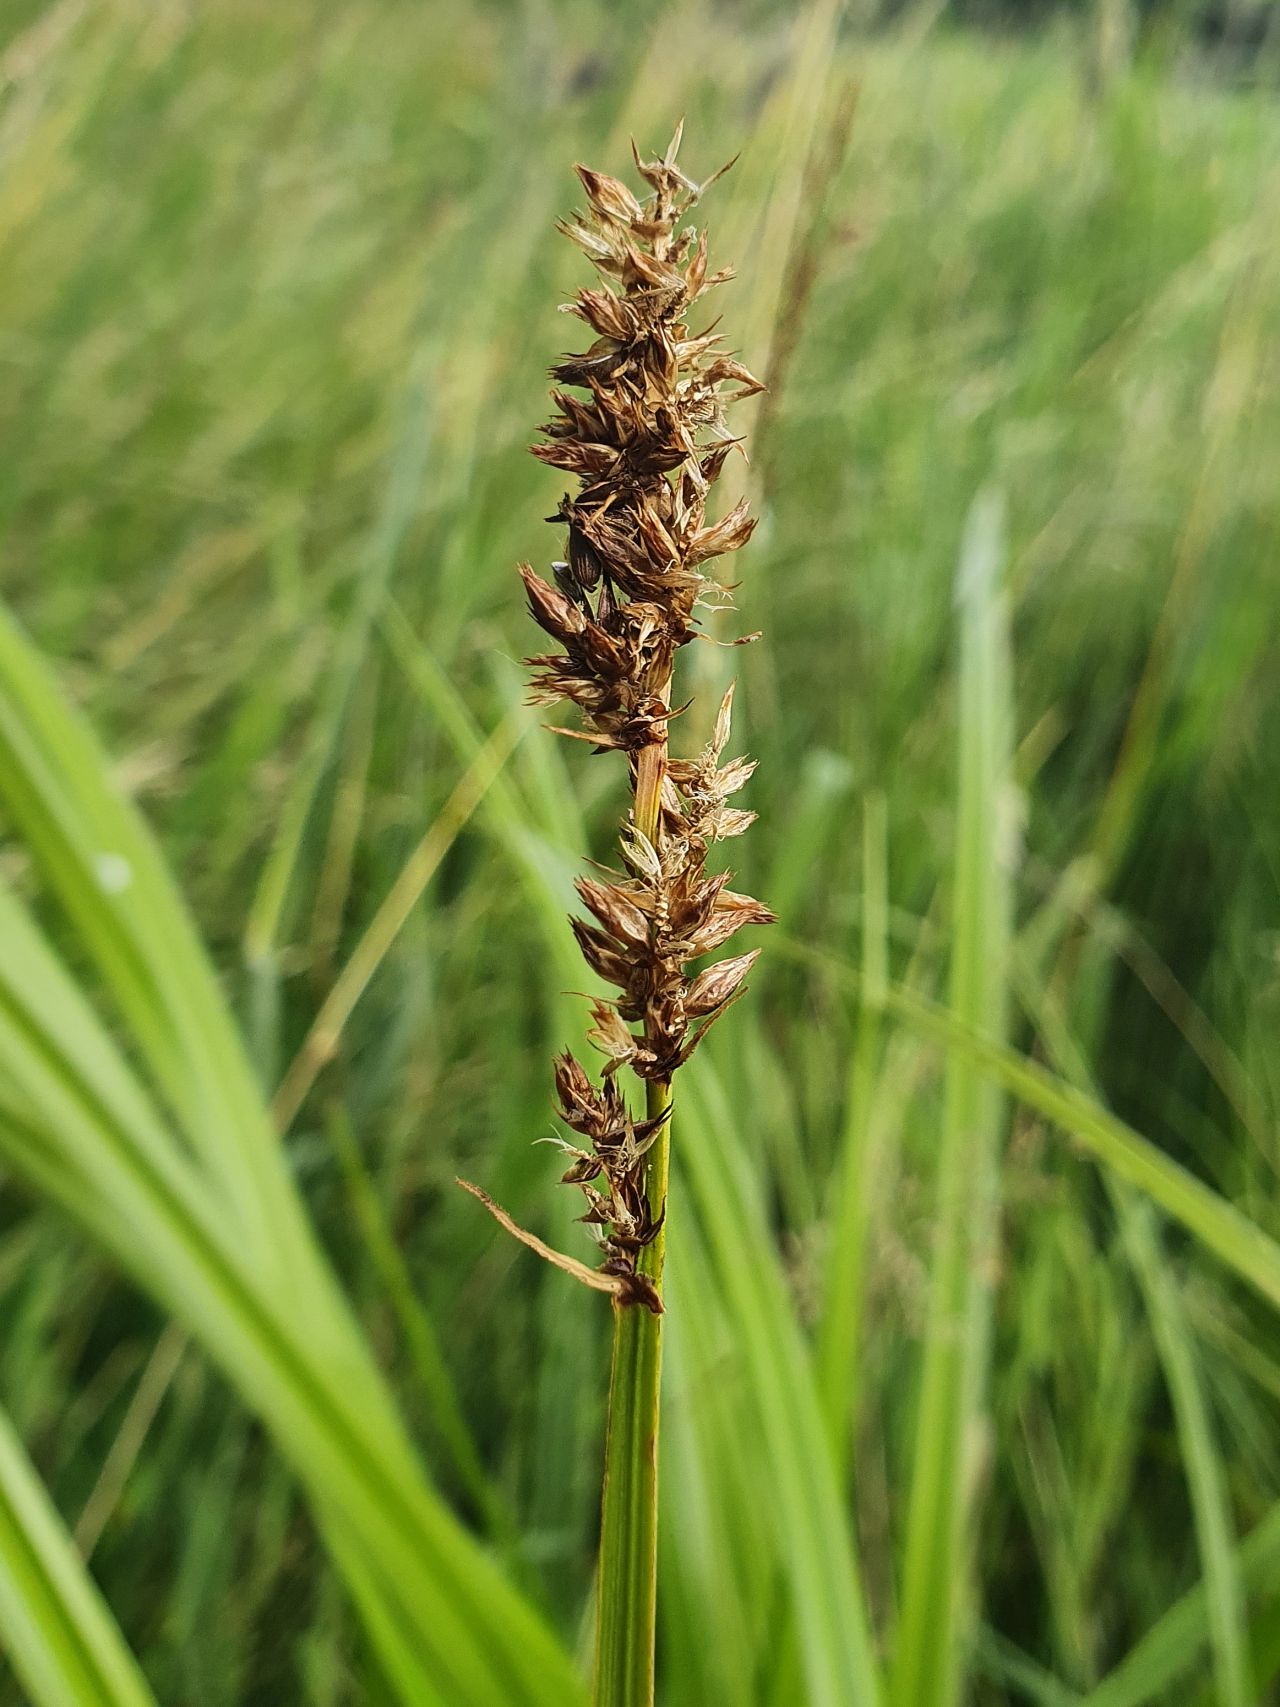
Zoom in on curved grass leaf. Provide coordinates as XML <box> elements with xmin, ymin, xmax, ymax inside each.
<box><xmin>882</xmin><ymin>988</ymin><xmax>1280</xmax><ymax>1317</ymax></box>
<box><xmin>1082</xmin><ymin>1502</ymin><xmax>1280</xmax><ymax>1707</ymax></box>
<box><xmin>0</xmin><ymin>1403</ymin><xmax>158</xmax><ymax>1707</ymax></box>
<box><xmin>0</xmin><ymin>603</ymin><xmax>303</xmax><ymax>1260</ymax></box>
<box><xmin>0</xmin><ymin>607</ymin><xmax>585</xmax><ymax>1706</ymax></box>
<box><xmin>779</xmin><ymin>929</ymin><xmax>1280</xmax><ymax>1325</ymax></box>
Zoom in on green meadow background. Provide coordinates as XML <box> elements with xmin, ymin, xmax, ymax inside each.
<box><xmin>1</xmin><ymin>1</ymin><xmax>1279</xmax><ymax>1703</ymax></box>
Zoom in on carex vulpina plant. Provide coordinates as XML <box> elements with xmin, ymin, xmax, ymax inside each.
<box><xmin>461</xmin><ymin>124</ymin><xmax>771</xmax><ymax>1706</ymax></box>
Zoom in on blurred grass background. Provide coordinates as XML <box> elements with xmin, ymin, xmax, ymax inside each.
<box><xmin>2</xmin><ymin>0</ymin><xmax>1280</xmax><ymax>1701</ymax></box>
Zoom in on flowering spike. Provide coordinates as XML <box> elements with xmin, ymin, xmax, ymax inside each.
<box><xmin>467</xmin><ymin>139</ymin><xmax>772</xmax><ymax>1312</ymax></box>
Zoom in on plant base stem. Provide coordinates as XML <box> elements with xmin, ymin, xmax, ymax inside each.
<box><xmin>593</xmin><ymin>1077</ymin><xmax>670</xmax><ymax>1707</ymax></box>
<box><xmin>594</xmin><ymin>728</ymin><xmax>671</xmax><ymax>1707</ymax></box>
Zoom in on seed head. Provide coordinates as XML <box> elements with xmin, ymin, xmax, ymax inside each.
<box><xmin>468</xmin><ymin>130</ymin><xmax>773</xmax><ymax>1309</ymax></box>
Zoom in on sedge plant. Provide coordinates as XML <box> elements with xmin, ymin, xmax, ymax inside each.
<box><xmin>461</xmin><ymin>126</ymin><xmax>772</xmax><ymax>1706</ymax></box>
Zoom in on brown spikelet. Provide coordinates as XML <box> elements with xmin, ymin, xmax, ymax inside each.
<box><xmin>464</xmin><ymin>130</ymin><xmax>772</xmax><ymax>1309</ymax></box>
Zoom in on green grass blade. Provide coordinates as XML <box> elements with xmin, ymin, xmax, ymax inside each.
<box><xmin>1021</xmin><ymin>981</ymin><xmax>1251</xmax><ymax>1707</ymax></box>
<box><xmin>974</xmin><ymin>1628</ymin><xmax>1082</xmax><ymax>1707</ymax></box>
<box><xmin>1082</xmin><ymin>1502</ymin><xmax>1280</xmax><ymax>1707</ymax></box>
<box><xmin>779</xmin><ymin>924</ymin><xmax>1280</xmax><ymax>1338</ymax></box>
<box><xmin>818</xmin><ymin>788</ymin><xmax>889</xmax><ymax>1463</ymax></box>
<box><xmin>244</xmin><ymin>369</ymin><xmax>433</xmax><ymax>972</ymax></box>
<box><xmin>325</xmin><ymin>1108</ymin><xmax>509</xmax><ymax>1540</ymax></box>
<box><xmin>882</xmin><ymin>988</ymin><xmax>1280</xmax><ymax>1317</ymax></box>
<box><xmin>659</xmin><ymin>1240</ymin><xmax>762</xmax><ymax>1707</ymax></box>
<box><xmin>680</xmin><ymin>1058</ymin><xmax>881</xmax><ymax>1707</ymax></box>
<box><xmin>0</xmin><ymin>602</ymin><xmax>303</xmax><ymax>1263</ymax></box>
<box><xmin>273</xmin><ymin>704</ymin><xmax>528</xmax><ymax>1131</ymax></box>
<box><xmin>1120</xmin><ymin>1200</ymin><xmax>1251</xmax><ymax>1707</ymax></box>
<box><xmin>380</xmin><ymin>602</ymin><xmax>611</xmax><ymax>1576</ymax></box>
<box><xmin>379</xmin><ymin>603</ymin><xmax>582</xmax><ymax>978</ymax></box>
<box><xmin>0</xmin><ymin>617</ymin><xmax>587</xmax><ymax>1705</ymax></box>
<box><xmin>0</xmin><ymin>1404</ymin><xmax>159</xmax><ymax>1707</ymax></box>
<box><xmin>892</xmin><ymin>488</ymin><xmax>1014</xmax><ymax>1707</ymax></box>
<box><xmin>0</xmin><ymin>890</ymin><xmax>583</xmax><ymax>1705</ymax></box>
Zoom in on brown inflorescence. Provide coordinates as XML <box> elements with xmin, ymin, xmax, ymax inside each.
<box><xmin>469</xmin><ymin>127</ymin><xmax>773</xmax><ymax>1312</ymax></box>
<box><xmin>520</xmin><ymin>127</ymin><xmax>761</xmax><ymax>756</ymax></box>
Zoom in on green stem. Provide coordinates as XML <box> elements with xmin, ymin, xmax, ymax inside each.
<box><xmin>593</xmin><ymin>1078</ymin><xmax>670</xmax><ymax>1707</ymax></box>
<box><xmin>594</xmin><ymin>738</ymin><xmax>671</xmax><ymax>1707</ymax></box>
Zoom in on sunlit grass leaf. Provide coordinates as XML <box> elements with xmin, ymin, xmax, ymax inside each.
<box><xmin>0</xmin><ymin>607</ymin><xmax>585</xmax><ymax>1706</ymax></box>
<box><xmin>0</xmin><ymin>1403</ymin><xmax>158</xmax><ymax>1707</ymax></box>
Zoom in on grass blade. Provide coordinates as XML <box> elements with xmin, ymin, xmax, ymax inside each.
<box><xmin>680</xmin><ymin>1058</ymin><xmax>881</xmax><ymax>1707</ymax></box>
<box><xmin>0</xmin><ymin>603</ymin><xmax>305</xmax><ymax>1266</ymax></box>
<box><xmin>0</xmin><ymin>1404</ymin><xmax>158</xmax><ymax>1707</ymax></box>
<box><xmin>882</xmin><ymin>989</ymin><xmax>1280</xmax><ymax>1317</ymax></box>
<box><xmin>1021</xmin><ymin>979</ymin><xmax>1251</xmax><ymax>1707</ymax></box>
<box><xmin>778</xmin><ymin>929</ymin><xmax>1280</xmax><ymax>1336</ymax></box>
<box><xmin>1120</xmin><ymin>1201</ymin><xmax>1251</xmax><ymax>1707</ymax></box>
<box><xmin>244</xmin><ymin>369</ymin><xmax>433</xmax><ymax>976</ymax></box>
<box><xmin>659</xmin><ymin>1238</ymin><xmax>762</xmax><ymax>1706</ymax></box>
<box><xmin>273</xmin><ymin>704</ymin><xmax>528</xmax><ymax>1130</ymax></box>
<box><xmin>819</xmin><ymin>788</ymin><xmax>889</xmax><ymax>1462</ymax></box>
<box><xmin>1082</xmin><ymin>1502</ymin><xmax>1280</xmax><ymax>1707</ymax></box>
<box><xmin>0</xmin><ymin>614</ymin><xmax>586</xmax><ymax>1705</ymax></box>
<box><xmin>892</xmin><ymin>488</ymin><xmax>1014</xmax><ymax>1707</ymax></box>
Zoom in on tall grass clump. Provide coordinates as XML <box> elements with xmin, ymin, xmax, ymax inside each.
<box><xmin>462</xmin><ymin>127</ymin><xmax>773</xmax><ymax>1706</ymax></box>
